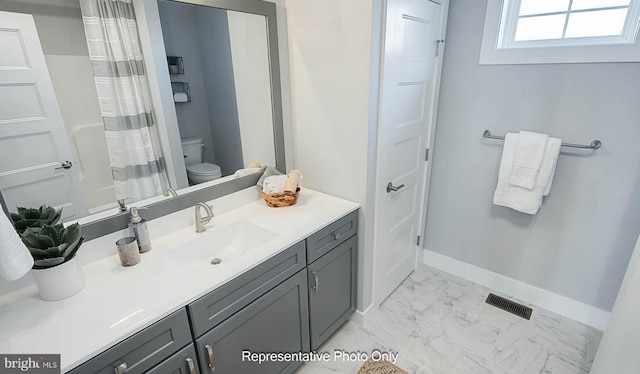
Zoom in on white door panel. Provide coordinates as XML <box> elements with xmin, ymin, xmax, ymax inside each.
<box><xmin>0</xmin><ymin>11</ymin><xmax>87</xmax><ymax>220</ymax></box>
<box><xmin>374</xmin><ymin>0</ymin><xmax>441</xmax><ymax>304</ymax></box>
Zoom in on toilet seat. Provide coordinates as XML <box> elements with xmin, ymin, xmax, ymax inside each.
<box><xmin>186</xmin><ymin>162</ymin><xmax>221</xmax><ymax>177</ymax></box>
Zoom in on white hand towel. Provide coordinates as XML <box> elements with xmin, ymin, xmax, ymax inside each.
<box><xmin>234</xmin><ymin>167</ymin><xmax>262</xmax><ymax>178</ymax></box>
<box><xmin>509</xmin><ymin>131</ymin><xmax>549</xmax><ymax>190</ymax></box>
<box><xmin>493</xmin><ymin>134</ymin><xmax>561</xmax><ymax>214</ymax></box>
<box><xmin>262</xmin><ymin>175</ymin><xmax>289</xmax><ymax>194</ymax></box>
<box><xmin>0</xmin><ymin>212</ymin><xmax>34</xmax><ymax>281</ymax></box>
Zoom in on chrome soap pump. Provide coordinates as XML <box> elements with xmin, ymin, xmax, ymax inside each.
<box><xmin>129</xmin><ymin>207</ymin><xmax>152</xmax><ymax>253</ymax></box>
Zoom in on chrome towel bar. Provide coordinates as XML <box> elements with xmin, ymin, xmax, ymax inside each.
<box><xmin>482</xmin><ymin>130</ymin><xmax>602</xmax><ymax>149</ymax></box>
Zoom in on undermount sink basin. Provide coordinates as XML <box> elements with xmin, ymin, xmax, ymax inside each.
<box><xmin>165</xmin><ymin>220</ymin><xmax>277</xmax><ymax>267</ymax></box>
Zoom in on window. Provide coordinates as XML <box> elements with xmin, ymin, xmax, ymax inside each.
<box><xmin>480</xmin><ymin>0</ymin><xmax>640</xmax><ymax>64</ymax></box>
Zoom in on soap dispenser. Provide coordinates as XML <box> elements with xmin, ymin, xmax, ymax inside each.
<box><xmin>129</xmin><ymin>207</ymin><xmax>152</xmax><ymax>253</ymax></box>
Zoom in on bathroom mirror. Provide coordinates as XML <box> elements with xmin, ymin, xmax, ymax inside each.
<box><xmin>0</xmin><ymin>0</ymin><xmax>286</xmax><ymax>238</ymax></box>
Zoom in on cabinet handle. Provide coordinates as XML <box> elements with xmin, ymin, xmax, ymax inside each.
<box><xmin>333</xmin><ymin>231</ymin><xmax>341</xmax><ymax>240</ymax></box>
<box><xmin>205</xmin><ymin>344</ymin><xmax>215</xmax><ymax>371</ymax></box>
<box><xmin>114</xmin><ymin>363</ymin><xmax>127</xmax><ymax>374</ymax></box>
<box><xmin>186</xmin><ymin>357</ymin><xmax>196</xmax><ymax>374</ymax></box>
<box><xmin>312</xmin><ymin>271</ymin><xmax>319</xmax><ymax>292</ymax></box>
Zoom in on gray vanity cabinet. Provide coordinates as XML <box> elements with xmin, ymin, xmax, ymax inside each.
<box><xmin>194</xmin><ymin>270</ymin><xmax>310</xmax><ymax>374</ymax></box>
<box><xmin>67</xmin><ymin>309</ymin><xmax>192</xmax><ymax>374</ymax></box>
<box><xmin>306</xmin><ymin>211</ymin><xmax>358</xmax><ymax>351</ymax></box>
<box><xmin>65</xmin><ymin>210</ymin><xmax>359</xmax><ymax>374</ymax></box>
<box><xmin>307</xmin><ymin>234</ymin><xmax>357</xmax><ymax>350</ymax></box>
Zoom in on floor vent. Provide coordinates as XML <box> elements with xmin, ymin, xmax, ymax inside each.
<box><xmin>486</xmin><ymin>293</ymin><xmax>533</xmax><ymax>320</ymax></box>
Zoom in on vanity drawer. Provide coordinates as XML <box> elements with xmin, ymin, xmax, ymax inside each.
<box><xmin>306</xmin><ymin>210</ymin><xmax>358</xmax><ymax>263</ymax></box>
<box><xmin>188</xmin><ymin>241</ymin><xmax>306</xmax><ymax>337</ymax></box>
<box><xmin>147</xmin><ymin>343</ymin><xmax>200</xmax><ymax>374</ymax></box>
<box><xmin>67</xmin><ymin>308</ymin><xmax>191</xmax><ymax>374</ymax></box>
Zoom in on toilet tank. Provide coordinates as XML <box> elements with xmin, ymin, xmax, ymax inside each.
<box><xmin>181</xmin><ymin>138</ymin><xmax>203</xmax><ymax>167</ymax></box>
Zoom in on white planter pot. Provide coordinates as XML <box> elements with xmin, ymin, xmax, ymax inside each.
<box><xmin>31</xmin><ymin>257</ymin><xmax>86</xmax><ymax>301</ymax></box>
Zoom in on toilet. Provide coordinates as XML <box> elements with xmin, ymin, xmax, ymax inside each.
<box><xmin>181</xmin><ymin>138</ymin><xmax>222</xmax><ymax>184</ymax></box>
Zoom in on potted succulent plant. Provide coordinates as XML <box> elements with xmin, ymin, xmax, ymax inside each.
<box><xmin>11</xmin><ymin>205</ymin><xmax>86</xmax><ymax>301</ymax></box>
<box><xmin>10</xmin><ymin>205</ymin><xmax>62</xmax><ymax>234</ymax></box>
<box><xmin>20</xmin><ymin>222</ymin><xmax>86</xmax><ymax>301</ymax></box>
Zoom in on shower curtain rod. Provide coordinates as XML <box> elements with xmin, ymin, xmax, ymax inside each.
<box><xmin>482</xmin><ymin>130</ymin><xmax>602</xmax><ymax>150</ymax></box>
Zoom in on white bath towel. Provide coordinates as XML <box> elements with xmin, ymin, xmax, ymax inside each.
<box><xmin>0</xmin><ymin>212</ymin><xmax>34</xmax><ymax>281</ymax></box>
<box><xmin>234</xmin><ymin>167</ymin><xmax>262</xmax><ymax>178</ymax></box>
<box><xmin>509</xmin><ymin>131</ymin><xmax>549</xmax><ymax>190</ymax></box>
<box><xmin>262</xmin><ymin>175</ymin><xmax>289</xmax><ymax>194</ymax></box>
<box><xmin>493</xmin><ymin>133</ymin><xmax>561</xmax><ymax>214</ymax></box>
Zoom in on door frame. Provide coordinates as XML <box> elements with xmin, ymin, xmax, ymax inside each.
<box><xmin>364</xmin><ymin>0</ymin><xmax>450</xmax><ymax>311</ymax></box>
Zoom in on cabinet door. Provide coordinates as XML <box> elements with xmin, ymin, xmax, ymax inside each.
<box><xmin>147</xmin><ymin>344</ymin><xmax>200</xmax><ymax>374</ymax></box>
<box><xmin>308</xmin><ymin>235</ymin><xmax>357</xmax><ymax>350</ymax></box>
<box><xmin>195</xmin><ymin>270</ymin><xmax>310</xmax><ymax>374</ymax></box>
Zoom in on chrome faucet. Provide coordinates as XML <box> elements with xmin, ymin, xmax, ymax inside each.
<box><xmin>164</xmin><ymin>187</ymin><xmax>178</xmax><ymax>197</ymax></box>
<box><xmin>195</xmin><ymin>202</ymin><xmax>214</xmax><ymax>233</ymax></box>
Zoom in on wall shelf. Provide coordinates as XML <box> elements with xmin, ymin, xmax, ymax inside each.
<box><xmin>167</xmin><ymin>56</ymin><xmax>184</xmax><ymax>75</ymax></box>
<box><xmin>171</xmin><ymin>82</ymin><xmax>190</xmax><ymax>103</ymax></box>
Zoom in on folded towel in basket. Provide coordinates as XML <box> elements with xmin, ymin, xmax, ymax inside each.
<box><xmin>263</xmin><ymin>175</ymin><xmax>289</xmax><ymax>194</ymax></box>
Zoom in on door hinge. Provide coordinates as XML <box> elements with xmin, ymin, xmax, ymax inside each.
<box><xmin>425</xmin><ymin>148</ymin><xmax>430</xmax><ymax>161</ymax></box>
<box><xmin>435</xmin><ymin>39</ymin><xmax>445</xmax><ymax>57</ymax></box>
<box><xmin>416</xmin><ymin>235</ymin><xmax>421</xmax><ymax>246</ymax></box>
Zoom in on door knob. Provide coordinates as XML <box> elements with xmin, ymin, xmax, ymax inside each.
<box><xmin>386</xmin><ymin>182</ymin><xmax>405</xmax><ymax>193</ymax></box>
<box><xmin>55</xmin><ymin>161</ymin><xmax>73</xmax><ymax>170</ymax></box>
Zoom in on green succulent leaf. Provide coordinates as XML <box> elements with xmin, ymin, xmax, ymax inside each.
<box><xmin>45</xmin><ymin>246</ymin><xmax>63</xmax><ymax>257</ymax></box>
<box><xmin>10</xmin><ymin>213</ymin><xmax>20</xmax><ymax>223</ymax></box>
<box><xmin>24</xmin><ymin>208</ymin><xmax>40</xmax><ymax>219</ymax></box>
<box><xmin>20</xmin><ymin>230</ymin><xmax>40</xmax><ymax>248</ymax></box>
<box><xmin>62</xmin><ymin>236</ymin><xmax>84</xmax><ymax>261</ymax></box>
<box><xmin>39</xmin><ymin>225</ymin><xmax>59</xmax><ymax>244</ymax></box>
<box><xmin>33</xmin><ymin>257</ymin><xmax>65</xmax><ymax>268</ymax></box>
<box><xmin>27</xmin><ymin>247</ymin><xmax>49</xmax><ymax>260</ymax></box>
<box><xmin>61</xmin><ymin>223</ymin><xmax>81</xmax><ymax>246</ymax></box>
<box><xmin>36</xmin><ymin>234</ymin><xmax>55</xmax><ymax>248</ymax></box>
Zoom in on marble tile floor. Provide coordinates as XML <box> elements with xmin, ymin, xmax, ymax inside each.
<box><xmin>298</xmin><ymin>265</ymin><xmax>603</xmax><ymax>374</ymax></box>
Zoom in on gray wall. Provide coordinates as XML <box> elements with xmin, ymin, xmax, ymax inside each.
<box><xmin>425</xmin><ymin>0</ymin><xmax>640</xmax><ymax>311</ymax></box>
<box><xmin>197</xmin><ymin>7</ymin><xmax>244</xmax><ymax>175</ymax></box>
<box><xmin>158</xmin><ymin>2</ymin><xmax>216</xmax><ymax>165</ymax></box>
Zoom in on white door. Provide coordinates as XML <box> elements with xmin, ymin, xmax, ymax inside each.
<box><xmin>373</xmin><ymin>0</ymin><xmax>442</xmax><ymax>304</ymax></box>
<box><xmin>0</xmin><ymin>11</ymin><xmax>87</xmax><ymax>221</ymax></box>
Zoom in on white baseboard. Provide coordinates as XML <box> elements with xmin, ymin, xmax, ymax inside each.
<box><xmin>423</xmin><ymin>249</ymin><xmax>610</xmax><ymax>330</ymax></box>
<box><xmin>350</xmin><ymin>303</ymin><xmax>375</xmax><ymax>327</ymax></box>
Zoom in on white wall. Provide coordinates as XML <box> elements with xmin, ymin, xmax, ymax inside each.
<box><xmin>285</xmin><ymin>0</ymin><xmax>373</xmax><ymax>310</ymax></box>
<box><xmin>591</xmin><ymin>232</ymin><xmax>640</xmax><ymax>373</ymax></box>
<box><xmin>227</xmin><ymin>11</ymin><xmax>276</xmax><ymax>167</ymax></box>
<box><xmin>424</xmin><ymin>0</ymin><xmax>640</xmax><ymax>311</ymax></box>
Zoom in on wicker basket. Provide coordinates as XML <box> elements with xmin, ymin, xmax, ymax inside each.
<box><xmin>260</xmin><ymin>187</ymin><xmax>301</xmax><ymax>207</ymax></box>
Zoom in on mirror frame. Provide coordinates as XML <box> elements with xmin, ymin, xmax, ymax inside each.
<box><xmin>0</xmin><ymin>0</ymin><xmax>286</xmax><ymax>240</ymax></box>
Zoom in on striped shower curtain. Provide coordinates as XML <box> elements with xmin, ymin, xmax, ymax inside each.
<box><xmin>79</xmin><ymin>0</ymin><xmax>169</xmax><ymax>202</ymax></box>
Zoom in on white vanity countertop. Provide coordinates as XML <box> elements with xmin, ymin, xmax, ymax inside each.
<box><xmin>0</xmin><ymin>187</ymin><xmax>359</xmax><ymax>372</ymax></box>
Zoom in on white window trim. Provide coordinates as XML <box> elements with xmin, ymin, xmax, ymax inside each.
<box><xmin>480</xmin><ymin>0</ymin><xmax>640</xmax><ymax>64</ymax></box>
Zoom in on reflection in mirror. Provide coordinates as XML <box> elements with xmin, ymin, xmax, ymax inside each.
<box><xmin>0</xmin><ymin>0</ymin><xmax>281</xmax><ymax>227</ymax></box>
<box><xmin>157</xmin><ymin>0</ymin><xmax>276</xmax><ymax>182</ymax></box>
